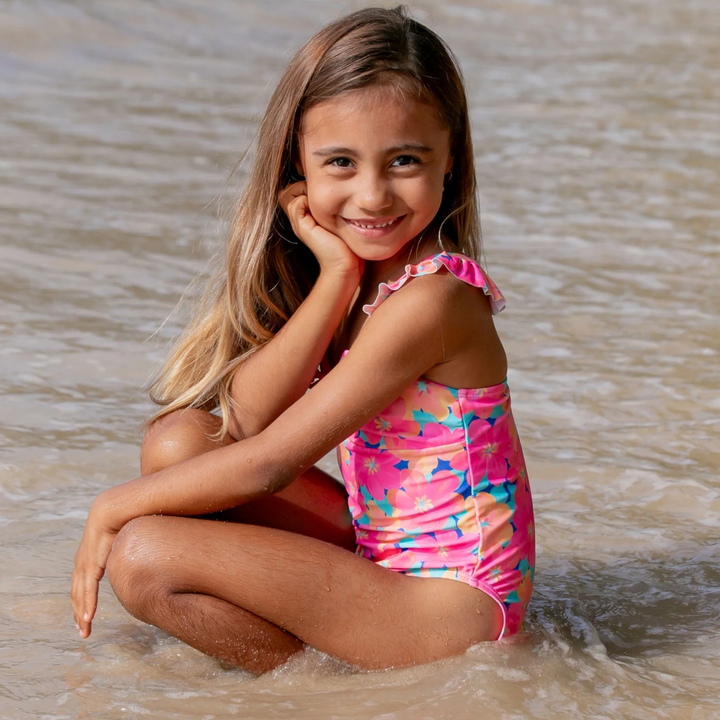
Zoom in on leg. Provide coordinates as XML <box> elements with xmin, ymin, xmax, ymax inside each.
<box><xmin>106</xmin><ymin>516</ymin><xmax>503</xmax><ymax>674</ymax></box>
<box><xmin>140</xmin><ymin>408</ymin><xmax>234</xmax><ymax>476</ymax></box>
<box><xmin>118</xmin><ymin>409</ymin><xmax>357</xmax><ymax>670</ymax></box>
<box><xmin>140</xmin><ymin>409</ymin><xmax>355</xmax><ymax>549</ymax></box>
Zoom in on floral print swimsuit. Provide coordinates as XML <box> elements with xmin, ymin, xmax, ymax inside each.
<box><xmin>337</xmin><ymin>252</ymin><xmax>535</xmax><ymax>638</ymax></box>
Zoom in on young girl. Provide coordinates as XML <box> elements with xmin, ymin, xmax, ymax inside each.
<box><xmin>71</xmin><ymin>6</ymin><xmax>535</xmax><ymax>674</ymax></box>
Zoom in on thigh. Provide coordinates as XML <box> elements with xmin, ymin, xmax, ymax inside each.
<box><xmin>142</xmin><ymin>408</ymin><xmax>355</xmax><ymax>549</ymax></box>
<box><xmin>112</xmin><ymin>515</ymin><xmax>503</xmax><ymax>670</ymax></box>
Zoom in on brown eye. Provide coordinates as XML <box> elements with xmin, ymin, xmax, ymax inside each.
<box><xmin>329</xmin><ymin>157</ymin><xmax>354</xmax><ymax>168</ymax></box>
<box><xmin>392</xmin><ymin>155</ymin><xmax>420</xmax><ymax>167</ymax></box>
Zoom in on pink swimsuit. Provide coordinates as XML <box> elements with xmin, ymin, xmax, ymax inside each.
<box><xmin>337</xmin><ymin>252</ymin><xmax>535</xmax><ymax>638</ymax></box>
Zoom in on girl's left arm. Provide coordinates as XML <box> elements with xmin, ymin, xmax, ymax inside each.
<box><xmin>72</xmin><ymin>273</ymin><xmax>466</xmax><ymax>637</ymax></box>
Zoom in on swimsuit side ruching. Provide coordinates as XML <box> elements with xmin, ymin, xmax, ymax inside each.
<box><xmin>337</xmin><ymin>252</ymin><xmax>535</xmax><ymax>638</ymax></box>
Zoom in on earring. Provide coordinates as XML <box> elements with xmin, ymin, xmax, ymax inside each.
<box><xmin>444</xmin><ymin>170</ymin><xmax>453</xmax><ymax>183</ymax></box>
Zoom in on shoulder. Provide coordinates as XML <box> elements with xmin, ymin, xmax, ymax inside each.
<box><xmin>362</xmin><ymin>251</ymin><xmax>504</xmax><ymax>320</ymax></box>
<box><xmin>358</xmin><ymin>266</ymin><xmax>489</xmax><ymax>370</ymax></box>
<box><xmin>367</xmin><ymin>258</ymin><xmax>495</xmax><ymax>330</ymax></box>
<box><xmin>360</xmin><ymin>253</ymin><xmax>510</xmax><ymax>386</ymax></box>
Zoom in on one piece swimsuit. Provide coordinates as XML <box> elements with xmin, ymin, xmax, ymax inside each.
<box><xmin>337</xmin><ymin>252</ymin><xmax>535</xmax><ymax>638</ymax></box>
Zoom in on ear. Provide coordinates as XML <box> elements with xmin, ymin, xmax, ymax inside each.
<box><xmin>445</xmin><ymin>155</ymin><xmax>454</xmax><ymax>174</ymax></box>
<box><xmin>294</xmin><ymin>158</ymin><xmax>305</xmax><ymax>180</ymax></box>
<box><xmin>293</xmin><ymin>137</ymin><xmax>306</xmax><ymax>180</ymax></box>
<box><xmin>285</xmin><ymin>156</ymin><xmax>305</xmax><ymax>184</ymax></box>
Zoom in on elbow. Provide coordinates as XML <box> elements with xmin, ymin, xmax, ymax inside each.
<box><xmin>226</xmin><ymin>395</ymin><xmax>264</xmax><ymax>441</ymax></box>
<box><xmin>227</xmin><ymin>413</ymin><xmax>267</xmax><ymax>443</ymax></box>
<box><xmin>264</xmin><ymin>469</ymin><xmax>295</xmax><ymax>497</ymax></box>
<box><xmin>242</xmin><ymin>432</ymin><xmax>299</xmax><ymax>499</ymax></box>
<box><xmin>218</xmin><ymin>428</ymin><xmax>296</xmax><ymax>504</ymax></box>
<box><xmin>227</xmin><ymin>381</ymin><xmax>266</xmax><ymax>441</ymax></box>
<box><xmin>227</xmin><ymin>374</ymin><xmax>249</xmax><ymax>441</ymax></box>
<box><xmin>226</xmin><ymin>412</ymin><xmax>245</xmax><ymax>442</ymax></box>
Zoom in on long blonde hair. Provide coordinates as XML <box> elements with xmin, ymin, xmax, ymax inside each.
<box><xmin>146</xmin><ymin>6</ymin><xmax>482</xmax><ymax>435</ymax></box>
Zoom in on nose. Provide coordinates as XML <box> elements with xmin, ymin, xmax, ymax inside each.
<box><xmin>355</xmin><ymin>170</ymin><xmax>393</xmax><ymax>212</ymax></box>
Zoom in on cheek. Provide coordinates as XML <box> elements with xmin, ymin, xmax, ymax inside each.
<box><xmin>406</xmin><ymin>178</ymin><xmax>444</xmax><ymax>219</ymax></box>
<box><xmin>306</xmin><ymin>180</ymin><xmax>341</xmax><ymax>221</ymax></box>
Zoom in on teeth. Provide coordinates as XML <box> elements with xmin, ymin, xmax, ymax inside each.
<box><xmin>351</xmin><ymin>217</ymin><xmax>398</xmax><ymax>229</ymax></box>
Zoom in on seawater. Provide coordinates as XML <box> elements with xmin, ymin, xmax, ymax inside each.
<box><xmin>0</xmin><ymin>1</ymin><xmax>718</xmax><ymax>718</ymax></box>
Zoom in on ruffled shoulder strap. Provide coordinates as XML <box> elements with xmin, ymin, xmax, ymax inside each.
<box><xmin>362</xmin><ymin>252</ymin><xmax>506</xmax><ymax>316</ymax></box>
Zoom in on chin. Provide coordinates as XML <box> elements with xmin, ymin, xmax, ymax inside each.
<box><xmin>350</xmin><ymin>244</ymin><xmax>406</xmax><ymax>262</ymax></box>
<box><xmin>340</xmin><ymin>233</ymin><xmax>415</xmax><ymax>262</ymax></box>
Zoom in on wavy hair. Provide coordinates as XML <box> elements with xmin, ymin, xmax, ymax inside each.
<box><xmin>146</xmin><ymin>6</ymin><xmax>481</xmax><ymax>435</ymax></box>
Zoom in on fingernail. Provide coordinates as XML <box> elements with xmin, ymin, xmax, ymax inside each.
<box><xmin>83</xmin><ymin>613</ymin><xmax>90</xmax><ymax>621</ymax></box>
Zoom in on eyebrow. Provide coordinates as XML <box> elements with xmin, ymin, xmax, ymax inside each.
<box><xmin>311</xmin><ymin>143</ymin><xmax>435</xmax><ymax>158</ymax></box>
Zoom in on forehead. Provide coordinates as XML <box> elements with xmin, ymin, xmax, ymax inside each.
<box><xmin>299</xmin><ymin>86</ymin><xmax>449</xmax><ymax>149</ymax></box>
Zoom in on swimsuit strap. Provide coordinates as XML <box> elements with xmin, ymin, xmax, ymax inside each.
<box><xmin>362</xmin><ymin>251</ymin><xmax>506</xmax><ymax>317</ymax></box>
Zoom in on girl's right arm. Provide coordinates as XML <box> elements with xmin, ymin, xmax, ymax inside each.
<box><xmin>226</xmin><ymin>182</ymin><xmax>362</xmax><ymax>440</ymax></box>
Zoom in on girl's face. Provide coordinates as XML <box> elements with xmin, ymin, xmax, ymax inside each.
<box><xmin>297</xmin><ymin>86</ymin><xmax>453</xmax><ymax>263</ymax></box>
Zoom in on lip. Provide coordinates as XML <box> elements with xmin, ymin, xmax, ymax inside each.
<box><xmin>342</xmin><ymin>214</ymin><xmax>406</xmax><ymax>238</ymax></box>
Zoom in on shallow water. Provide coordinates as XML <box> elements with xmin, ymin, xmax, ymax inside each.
<box><xmin>1</xmin><ymin>0</ymin><xmax>719</xmax><ymax>718</ymax></box>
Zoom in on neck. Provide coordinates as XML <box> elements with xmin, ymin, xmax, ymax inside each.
<box><xmin>363</xmin><ymin>235</ymin><xmax>443</xmax><ymax>289</ymax></box>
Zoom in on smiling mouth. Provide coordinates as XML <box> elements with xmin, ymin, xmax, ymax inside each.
<box><xmin>344</xmin><ymin>215</ymin><xmax>405</xmax><ymax>230</ymax></box>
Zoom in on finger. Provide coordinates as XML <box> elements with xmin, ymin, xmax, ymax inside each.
<box><xmin>286</xmin><ymin>193</ymin><xmax>309</xmax><ymax>221</ymax></box>
<box><xmin>71</xmin><ymin>568</ymin><xmax>83</xmax><ymax>628</ymax></box>
<box><xmin>84</xmin><ymin>580</ymin><xmax>98</xmax><ymax>623</ymax></box>
<box><xmin>72</xmin><ymin>572</ymin><xmax>90</xmax><ymax>637</ymax></box>
<box><xmin>285</xmin><ymin>195</ymin><xmax>312</xmax><ymax>238</ymax></box>
<box><xmin>277</xmin><ymin>181</ymin><xmax>307</xmax><ymax>213</ymax></box>
<box><xmin>71</xmin><ymin>569</ymin><xmax>78</xmax><ymax>624</ymax></box>
<box><xmin>80</xmin><ymin>577</ymin><xmax>98</xmax><ymax>638</ymax></box>
<box><xmin>83</xmin><ymin>574</ymin><xmax>98</xmax><ymax>622</ymax></box>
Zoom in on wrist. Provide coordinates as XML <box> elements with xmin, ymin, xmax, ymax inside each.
<box><xmin>318</xmin><ymin>261</ymin><xmax>363</xmax><ymax>285</ymax></box>
<box><xmin>89</xmin><ymin>486</ymin><xmax>132</xmax><ymax>533</ymax></box>
<box><xmin>316</xmin><ymin>268</ymin><xmax>361</xmax><ymax>302</ymax></box>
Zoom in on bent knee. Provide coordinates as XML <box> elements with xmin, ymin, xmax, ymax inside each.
<box><xmin>106</xmin><ymin>517</ymin><xmax>169</xmax><ymax>618</ymax></box>
<box><xmin>141</xmin><ymin>409</ymin><xmax>227</xmax><ymax>475</ymax></box>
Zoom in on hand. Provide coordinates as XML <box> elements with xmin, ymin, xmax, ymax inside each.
<box><xmin>279</xmin><ymin>181</ymin><xmax>363</xmax><ymax>278</ymax></box>
<box><xmin>71</xmin><ymin>500</ymin><xmax>120</xmax><ymax>639</ymax></box>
